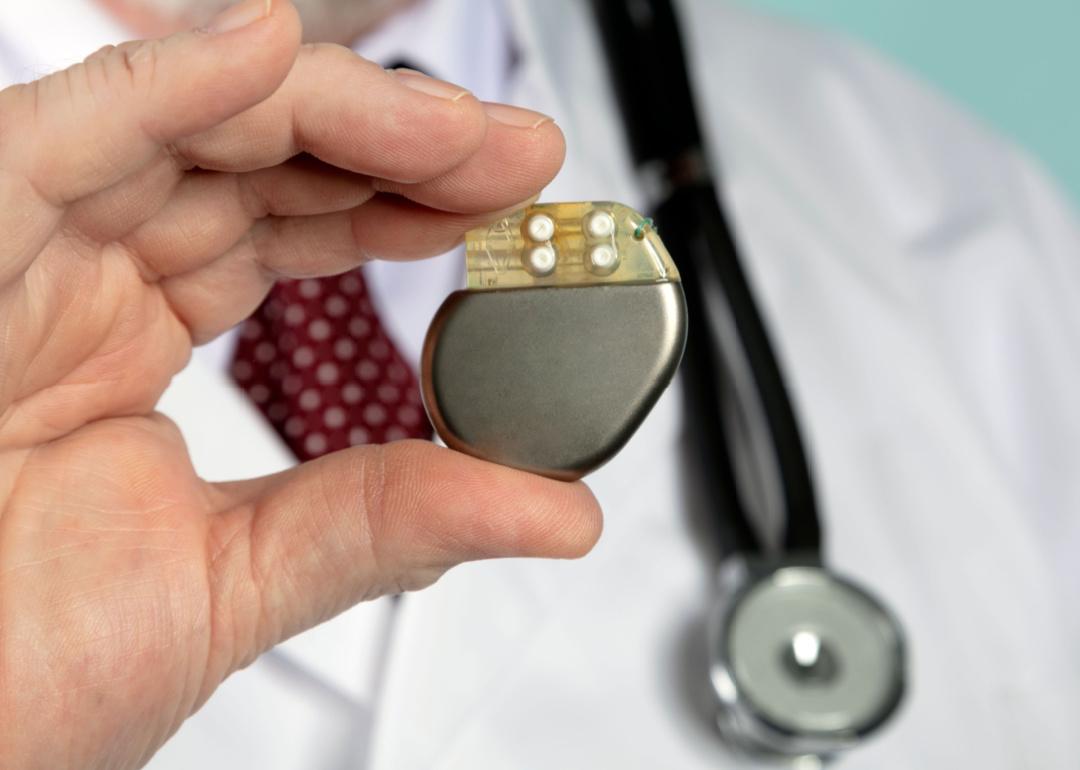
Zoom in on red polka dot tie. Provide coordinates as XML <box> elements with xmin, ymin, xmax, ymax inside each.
<box><xmin>230</xmin><ymin>269</ymin><xmax>433</xmax><ymax>460</ymax></box>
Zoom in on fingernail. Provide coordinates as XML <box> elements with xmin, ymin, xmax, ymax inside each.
<box><xmin>208</xmin><ymin>0</ymin><xmax>271</xmax><ymax>34</ymax></box>
<box><xmin>483</xmin><ymin>102</ymin><xmax>553</xmax><ymax>129</ymax></box>
<box><xmin>389</xmin><ymin>69</ymin><xmax>470</xmax><ymax>102</ymax></box>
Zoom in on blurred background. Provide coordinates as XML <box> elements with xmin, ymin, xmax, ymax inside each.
<box><xmin>743</xmin><ymin>0</ymin><xmax>1080</xmax><ymax>205</ymax></box>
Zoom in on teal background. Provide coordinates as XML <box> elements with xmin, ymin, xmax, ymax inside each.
<box><xmin>741</xmin><ymin>0</ymin><xmax>1080</xmax><ymax>205</ymax></box>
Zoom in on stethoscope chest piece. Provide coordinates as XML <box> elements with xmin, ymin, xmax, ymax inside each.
<box><xmin>708</xmin><ymin>560</ymin><xmax>906</xmax><ymax>759</ymax></box>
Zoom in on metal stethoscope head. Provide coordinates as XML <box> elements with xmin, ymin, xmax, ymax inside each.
<box><xmin>707</xmin><ymin>558</ymin><xmax>905</xmax><ymax>760</ymax></box>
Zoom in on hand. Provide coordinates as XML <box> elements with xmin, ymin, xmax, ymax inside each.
<box><xmin>0</xmin><ymin>2</ymin><xmax>601</xmax><ymax>767</ymax></box>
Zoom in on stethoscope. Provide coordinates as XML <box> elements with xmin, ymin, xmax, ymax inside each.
<box><xmin>593</xmin><ymin>0</ymin><xmax>907</xmax><ymax>760</ymax></box>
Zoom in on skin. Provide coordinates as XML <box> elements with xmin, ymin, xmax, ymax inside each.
<box><xmin>96</xmin><ymin>0</ymin><xmax>411</xmax><ymax>42</ymax></box>
<box><xmin>0</xmin><ymin>2</ymin><xmax>601</xmax><ymax>768</ymax></box>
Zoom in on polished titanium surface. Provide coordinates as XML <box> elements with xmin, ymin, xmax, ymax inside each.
<box><xmin>421</xmin><ymin>282</ymin><xmax>687</xmax><ymax>480</ymax></box>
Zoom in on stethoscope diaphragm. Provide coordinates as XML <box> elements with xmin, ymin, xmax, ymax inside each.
<box><xmin>708</xmin><ymin>560</ymin><xmax>905</xmax><ymax>758</ymax></box>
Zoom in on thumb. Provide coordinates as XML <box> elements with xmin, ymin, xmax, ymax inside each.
<box><xmin>11</xmin><ymin>0</ymin><xmax>302</xmax><ymax>205</ymax></box>
<box><xmin>204</xmin><ymin>441</ymin><xmax>603</xmax><ymax>658</ymax></box>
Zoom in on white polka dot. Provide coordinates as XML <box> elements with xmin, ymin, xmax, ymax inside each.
<box><xmin>249</xmin><ymin>384</ymin><xmax>270</xmax><ymax>404</ymax></box>
<box><xmin>232</xmin><ymin>360</ymin><xmax>253</xmax><ymax>381</ymax></box>
<box><xmin>298</xmin><ymin>279</ymin><xmax>321</xmax><ymax>299</ymax></box>
<box><xmin>340</xmin><ymin>273</ymin><xmax>362</xmax><ymax>294</ymax></box>
<box><xmin>356</xmin><ymin>360</ymin><xmax>380</xmax><ymax>381</ymax></box>
<box><xmin>387</xmin><ymin>363</ymin><xmax>407</xmax><ymax>383</ymax></box>
<box><xmin>348</xmin><ymin>317</ymin><xmax>371</xmax><ymax>337</ymax></box>
<box><xmin>292</xmin><ymin>346</ymin><xmax>315</xmax><ymax>368</ymax></box>
<box><xmin>325</xmin><ymin>295</ymin><xmax>348</xmax><ymax>317</ymax></box>
<box><xmin>299</xmin><ymin>389</ymin><xmax>321</xmax><ymax>411</ymax></box>
<box><xmin>269</xmin><ymin>361</ymin><xmax>288</xmax><ymax>380</ymax></box>
<box><xmin>368</xmin><ymin>339</ymin><xmax>390</xmax><ymax>359</ymax></box>
<box><xmin>323</xmin><ymin>406</ymin><xmax>346</xmax><ymax>428</ymax></box>
<box><xmin>342</xmin><ymin>383</ymin><xmax>364</xmax><ymax>404</ymax></box>
<box><xmin>398</xmin><ymin>404</ymin><xmax>421</xmax><ymax>426</ymax></box>
<box><xmin>334</xmin><ymin>339</ymin><xmax>357</xmax><ymax>359</ymax></box>
<box><xmin>264</xmin><ymin>299</ymin><xmax>283</xmax><ymax>319</ymax></box>
<box><xmin>349</xmin><ymin>427</ymin><xmax>370</xmax><ymax>446</ymax></box>
<box><xmin>309</xmin><ymin>319</ymin><xmax>331</xmax><ymax>341</ymax></box>
<box><xmin>363</xmin><ymin>403</ymin><xmax>387</xmax><ymax>425</ymax></box>
<box><xmin>285</xmin><ymin>416</ymin><xmax>305</xmax><ymax>437</ymax></box>
<box><xmin>377</xmin><ymin>384</ymin><xmax>400</xmax><ymax>402</ymax></box>
<box><xmin>267</xmin><ymin>403</ymin><xmax>288</xmax><ymax>421</ymax></box>
<box><xmin>316</xmin><ymin>362</ymin><xmax>339</xmax><ymax>385</ymax></box>
<box><xmin>284</xmin><ymin>304</ymin><xmax>305</xmax><ymax>326</ymax></box>
<box><xmin>283</xmin><ymin>375</ymin><xmax>303</xmax><ymax>395</ymax></box>
<box><xmin>241</xmin><ymin>319</ymin><xmax>262</xmax><ymax>340</ymax></box>
<box><xmin>305</xmin><ymin>433</ymin><xmax>328</xmax><ymax>456</ymax></box>
<box><xmin>255</xmin><ymin>342</ymin><xmax>276</xmax><ymax>363</ymax></box>
<box><xmin>385</xmin><ymin>426</ymin><xmax>408</xmax><ymax>442</ymax></box>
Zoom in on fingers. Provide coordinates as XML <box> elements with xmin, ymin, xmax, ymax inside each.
<box><xmin>8</xmin><ymin>0</ymin><xmax>302</xmax><ymax>206</ymax></box>
<box><xmin>347</xmin><ymin>194</ymin><xmax>541</xmax><ymax>260</ymax></box>
<box><xmin>146</xmin><ymin>107</ymin><xmax>560</xmax><ymax>339</ymax></box>
<box><xmin>173</xmin><ymin>48</ymin><xmax>490</xmax><ymax>183</ymax></box>
<box><xmin>160</xmin><ymin>195</ymin><xmax>535</xmax><ymax>343</ymax></box>
<box><xmin>124</xmin><ymin>157</ymin><xmax>375</xmax><ymax>279</ymax></box>
<box><xmin>126</xmin><ymin>105</ymin><xmax>562</xmax><ymax>282</ymax></box>
<box><xmin>206</xmin><ymin>441</ymin><xmax>602</xmax><ymax>649</ymax></box>
<box><xmin>374</xmin><ymin>104</ymin><xmax>566</xmax><ymax>214</ymax></box>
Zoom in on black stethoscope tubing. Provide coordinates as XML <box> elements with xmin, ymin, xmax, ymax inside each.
<box><xmin>591</xmin><ymin>0</ymin><xmax>822</xmax><ymax>561</ymax></box>
<box><xmin>591</xmin><ymin>6</ymin><xmax>907</xmax><ymax>757</ymax></box>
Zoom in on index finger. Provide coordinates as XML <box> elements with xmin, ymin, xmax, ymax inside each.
<box><xmin>7</xmin><ymin>0</ymin><xmax>303</xmax><ymax>207</ymax></box>
<box><xmin>173</xmin><ymin>46</ymin><xmax>491</xmax><ymax>184</ymax></box>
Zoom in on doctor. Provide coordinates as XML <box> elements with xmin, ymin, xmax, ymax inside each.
<box><xmin>0</xmin><ymin>1</ymin><xmax>1078</xmax><ymax>769</ymax></box>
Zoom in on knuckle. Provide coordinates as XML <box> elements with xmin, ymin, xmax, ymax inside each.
<box><xmin>84</xmin><ymin>43</ymin><xmax>117</xmax><ymax>64</ymax></box>
<box><xmin>307</xmin><ymin>41</ymin><xmax>375</xmax><ymax>69</ymax></box>
<box><xmin>296</xmin><ymin>41</ymin><xmax>372</xmax><ymax>82</ymax></box>
<box><xmin>0</xmin><ymin>83</ymin><xmax>22</xmax><ymax>152</ymax></box>
<box><xmin>102</xmin><ymin>40</ymin><xmax>161</xmax><ymax>96</ymax></box>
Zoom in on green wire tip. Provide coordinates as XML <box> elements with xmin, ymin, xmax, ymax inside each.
<box><xmin>633</xmin><ymin>217</ymin><xmax>654</xmax><ymax>240</ymax></box>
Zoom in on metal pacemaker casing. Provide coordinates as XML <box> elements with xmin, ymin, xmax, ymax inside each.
<box><xmin>422</xmin><ymin>281</ymin><xmax>686</xmax><ymax>480</ymax></box>
<box><xmin>420</xmin><ymin>201</ymin><xmax>687</xmax><ymax>480</ymax></box>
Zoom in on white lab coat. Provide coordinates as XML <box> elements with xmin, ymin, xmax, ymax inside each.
<box><xmin>3</xmin><ymin>0</ymin><xmax>1080</xmax><ymax>767</ymax></box>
